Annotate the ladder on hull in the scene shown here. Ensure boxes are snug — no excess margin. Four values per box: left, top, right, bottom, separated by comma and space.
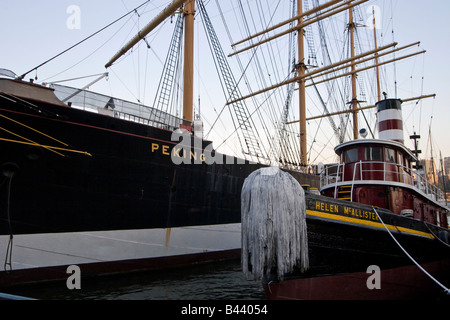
337, 185, 352, 201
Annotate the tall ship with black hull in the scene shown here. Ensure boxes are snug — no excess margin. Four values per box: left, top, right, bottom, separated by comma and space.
237, 1, 450, 299
0, 0, 317, 287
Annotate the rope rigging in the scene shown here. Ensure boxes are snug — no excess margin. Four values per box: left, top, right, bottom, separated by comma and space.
20, 0, 435, 167
151, 13, 185, 124
213, 0, 307, 165
199, 0, 268, 162
19, 0, 153, 82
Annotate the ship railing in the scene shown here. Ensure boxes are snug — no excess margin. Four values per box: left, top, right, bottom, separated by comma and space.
113, 110, 177, 130
50, 84, 181, 131
321, 161, 446, 204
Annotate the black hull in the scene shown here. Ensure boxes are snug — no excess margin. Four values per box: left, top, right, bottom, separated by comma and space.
263, 195, 450, 299
0, 97, 318, 235
0, 97, 262, 235
0, 90, 318, 287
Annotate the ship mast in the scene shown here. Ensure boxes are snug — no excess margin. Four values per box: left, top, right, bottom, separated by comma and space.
348, 7, 359, 139
182, 0, 195, 125
104, 0, 194, 126
297, 0, 307, 166
227, 0, 369, 167
226, 0, 433, 168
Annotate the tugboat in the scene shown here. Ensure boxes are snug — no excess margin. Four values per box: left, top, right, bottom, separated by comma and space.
321, 98, 448, 229
241, 98, 450, 300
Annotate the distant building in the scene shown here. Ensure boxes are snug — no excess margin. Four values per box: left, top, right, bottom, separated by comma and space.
420, 158, 438, 185
445, 157, 450, 179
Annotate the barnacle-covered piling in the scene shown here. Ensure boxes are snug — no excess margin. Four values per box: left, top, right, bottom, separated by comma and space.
241, 167, 309, 281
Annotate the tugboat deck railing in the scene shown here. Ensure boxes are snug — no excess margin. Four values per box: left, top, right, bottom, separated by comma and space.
320, 160, 446, 205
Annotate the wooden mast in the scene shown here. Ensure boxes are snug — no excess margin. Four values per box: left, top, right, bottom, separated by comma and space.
348, 6, 359, 139
183, 0, 195, 126
104, 0, 195, 129
297, 0, 307, 166
223, 0, 434, 168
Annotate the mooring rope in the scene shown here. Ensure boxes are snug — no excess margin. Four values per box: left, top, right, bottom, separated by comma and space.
372, 206, 449, 295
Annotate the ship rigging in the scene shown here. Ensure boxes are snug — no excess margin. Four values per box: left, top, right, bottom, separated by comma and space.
10, 0, 439, 172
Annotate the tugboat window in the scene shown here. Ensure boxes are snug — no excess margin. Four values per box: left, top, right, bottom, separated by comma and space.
365, 146, 382, 161
344, 148, 358, 163
385, 148, 396, 162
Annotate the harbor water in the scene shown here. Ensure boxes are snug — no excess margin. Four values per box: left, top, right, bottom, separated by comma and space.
4, 259, 265, 300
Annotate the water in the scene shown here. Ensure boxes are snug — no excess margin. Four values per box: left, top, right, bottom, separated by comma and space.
5, 260, 265, 300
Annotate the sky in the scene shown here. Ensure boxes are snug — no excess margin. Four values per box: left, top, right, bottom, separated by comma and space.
1, 0, 449, 164
384, 0, 450, 162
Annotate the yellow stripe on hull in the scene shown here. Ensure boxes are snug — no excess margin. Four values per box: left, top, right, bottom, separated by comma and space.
307, 209, 434, 239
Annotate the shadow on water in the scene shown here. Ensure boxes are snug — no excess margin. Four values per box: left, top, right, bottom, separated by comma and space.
4, 259, 265, 300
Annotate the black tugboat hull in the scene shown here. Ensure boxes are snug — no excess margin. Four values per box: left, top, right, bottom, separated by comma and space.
263, 195, 450, 300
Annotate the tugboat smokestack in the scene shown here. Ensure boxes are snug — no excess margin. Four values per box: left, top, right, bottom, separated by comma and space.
376, 98, 404, 144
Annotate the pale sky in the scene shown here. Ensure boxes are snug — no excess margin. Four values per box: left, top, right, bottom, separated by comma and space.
1, 0, 449, 162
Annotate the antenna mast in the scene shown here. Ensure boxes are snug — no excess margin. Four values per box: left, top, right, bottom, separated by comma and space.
372, 6, 381, 101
